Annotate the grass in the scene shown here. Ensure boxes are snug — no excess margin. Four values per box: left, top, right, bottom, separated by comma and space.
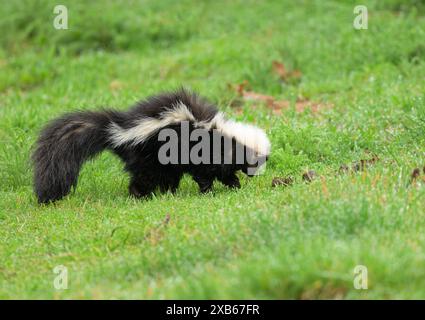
1, 0, 425, 299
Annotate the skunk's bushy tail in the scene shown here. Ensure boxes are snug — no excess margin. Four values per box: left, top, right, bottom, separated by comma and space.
32, 111, 115, 203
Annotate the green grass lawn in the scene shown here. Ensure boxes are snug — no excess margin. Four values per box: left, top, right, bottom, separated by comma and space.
1, 0, 425, 299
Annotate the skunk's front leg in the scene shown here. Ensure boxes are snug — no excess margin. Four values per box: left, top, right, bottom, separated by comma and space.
219, 173, 241, 189
192, 175, 214, 193
129, 175, 157, 198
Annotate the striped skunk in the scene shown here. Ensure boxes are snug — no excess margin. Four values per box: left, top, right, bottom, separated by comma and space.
32, 89, 271, 203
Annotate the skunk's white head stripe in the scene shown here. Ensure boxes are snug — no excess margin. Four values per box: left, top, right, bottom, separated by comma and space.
211, 113, 271, 157
108, 104, 271, 157
108, 101, 195, 147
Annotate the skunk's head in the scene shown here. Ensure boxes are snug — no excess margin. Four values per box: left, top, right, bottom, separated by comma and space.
213, 114, 271, 176
238, 128, 271, 176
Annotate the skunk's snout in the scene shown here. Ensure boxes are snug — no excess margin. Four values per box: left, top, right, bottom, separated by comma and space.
241, 154, 269, 177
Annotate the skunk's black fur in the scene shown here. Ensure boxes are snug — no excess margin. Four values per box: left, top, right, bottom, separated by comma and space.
32, 89, 270, 203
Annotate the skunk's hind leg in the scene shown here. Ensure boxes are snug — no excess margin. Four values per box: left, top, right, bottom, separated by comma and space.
128, 165, 183, 198
218, 172, 241, 189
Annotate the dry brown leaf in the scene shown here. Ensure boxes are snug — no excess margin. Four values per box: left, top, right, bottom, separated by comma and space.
271, 176, 293, 187
227, 80, 249, 95
272, 61, 288, 79
409, 168, 421, 186
272, 60, 302, 82
302, 170, 318, 183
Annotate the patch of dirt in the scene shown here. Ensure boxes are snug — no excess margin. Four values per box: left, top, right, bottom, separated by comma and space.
228, 81, 331, 115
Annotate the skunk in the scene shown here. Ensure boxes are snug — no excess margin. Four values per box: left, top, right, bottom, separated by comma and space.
32, 89, 271, 203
